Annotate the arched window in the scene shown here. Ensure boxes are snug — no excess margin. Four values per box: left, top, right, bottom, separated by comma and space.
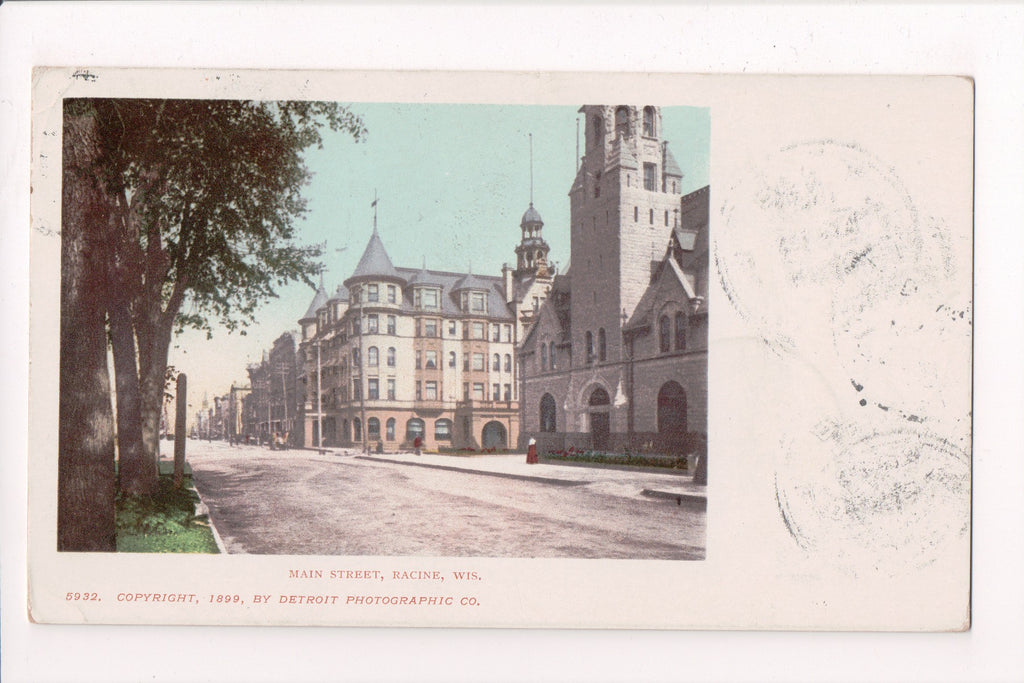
386, 417, 396, 441
585, 331, 594, 364
615, 106, 630, 137
434, 419, 452, 440
643, 106, 656, 136
406, 418, 425, 441
540, 343, 548, 371
352, 418, 362, 442
590, 115, 603, 150
387, 347, 396, 367
675, 312, 687, 351
548, 342, 556, 370
493, 353, 501, 371
598, 328, 607, 361
504, 354, 512, 372
659, 315, 671, 353
367, 417, 380, 439
540, 393, 557, 432
367, 346, 378, 367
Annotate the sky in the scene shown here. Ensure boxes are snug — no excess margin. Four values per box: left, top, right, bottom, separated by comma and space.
170, 103, 710, 422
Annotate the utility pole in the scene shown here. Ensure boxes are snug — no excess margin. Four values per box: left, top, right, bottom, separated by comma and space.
315, 339, 324, 453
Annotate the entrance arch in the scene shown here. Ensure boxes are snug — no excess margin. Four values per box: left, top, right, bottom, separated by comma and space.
481, 421, 507, 449
657, 381, 688, 451
540, 393, 557, 432
588, 386, 611, 452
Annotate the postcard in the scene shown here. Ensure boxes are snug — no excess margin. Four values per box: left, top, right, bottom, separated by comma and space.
27, 68, 971, 630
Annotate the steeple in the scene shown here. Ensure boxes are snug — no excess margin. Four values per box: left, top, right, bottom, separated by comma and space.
345, 221, 405, 287
515, 132, 551, 278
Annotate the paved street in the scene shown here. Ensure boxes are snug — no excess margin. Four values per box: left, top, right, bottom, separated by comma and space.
179, 440, 705, 560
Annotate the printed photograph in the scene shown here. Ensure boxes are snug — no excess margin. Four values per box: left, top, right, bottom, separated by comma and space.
58, 99, 710, 559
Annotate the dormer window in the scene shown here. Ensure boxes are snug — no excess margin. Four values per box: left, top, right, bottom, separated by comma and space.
414, 287, 439, 310
462, 290, 487, 314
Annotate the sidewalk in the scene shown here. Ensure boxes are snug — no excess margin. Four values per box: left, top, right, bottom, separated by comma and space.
336, 450, 708, 506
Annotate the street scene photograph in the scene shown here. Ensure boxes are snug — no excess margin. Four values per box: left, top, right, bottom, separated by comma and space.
57, 98, 710, 559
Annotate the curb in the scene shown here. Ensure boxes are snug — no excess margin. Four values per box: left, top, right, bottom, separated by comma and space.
189, 475, 228, 554
641, 488, 707, 508
354, 455, 589, 487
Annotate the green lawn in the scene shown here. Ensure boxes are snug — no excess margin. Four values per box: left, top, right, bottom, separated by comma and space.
115, 470, 219, 553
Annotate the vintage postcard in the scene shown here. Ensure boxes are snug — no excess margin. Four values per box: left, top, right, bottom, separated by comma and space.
28, 68, 971, 629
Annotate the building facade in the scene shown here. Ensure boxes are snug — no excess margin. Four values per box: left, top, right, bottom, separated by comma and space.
297, 212, 552, 452
520, 105, 708, 456
245, 332, 302, 445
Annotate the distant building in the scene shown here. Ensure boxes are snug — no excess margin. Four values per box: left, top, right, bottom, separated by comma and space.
246, 333, 301, 445
520, 105, 708, 455
297, 209, 552, 452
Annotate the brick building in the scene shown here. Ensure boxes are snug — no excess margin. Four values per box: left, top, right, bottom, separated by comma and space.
297, 208, 552, 452
520, 105, 708, 456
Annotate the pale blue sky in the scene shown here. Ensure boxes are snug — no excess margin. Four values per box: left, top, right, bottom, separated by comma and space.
171, 103, 709, 418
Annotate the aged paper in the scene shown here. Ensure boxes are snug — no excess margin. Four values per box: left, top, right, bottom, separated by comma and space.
28, 68, 971, 630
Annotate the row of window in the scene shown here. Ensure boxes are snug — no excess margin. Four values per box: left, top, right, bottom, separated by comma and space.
349, 283, 490, 315
345, 378, 515, 403
585, 329, 608, 364
349, 316, 513, 342
659, 313, 688, 353
352, 347, 514, 372
588, 106, 659, 150
350, 417, 448, 442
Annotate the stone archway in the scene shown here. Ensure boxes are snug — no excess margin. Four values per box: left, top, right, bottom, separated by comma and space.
588, 386, 611, 452
481, 421, 507, 449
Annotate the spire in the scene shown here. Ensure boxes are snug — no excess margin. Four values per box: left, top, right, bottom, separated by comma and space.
529, 132, 534, 206
345, 196, 406, 286
300, 282, 330, 322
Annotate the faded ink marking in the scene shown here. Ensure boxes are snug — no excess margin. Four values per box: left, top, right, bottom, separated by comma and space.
71, 69, 98, 82
774, 474, 807, 551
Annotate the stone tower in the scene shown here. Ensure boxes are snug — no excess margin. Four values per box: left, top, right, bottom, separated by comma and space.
568, 105, 684, 364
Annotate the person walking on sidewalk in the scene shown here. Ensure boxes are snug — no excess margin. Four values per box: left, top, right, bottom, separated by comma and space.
413, 435, 422, 456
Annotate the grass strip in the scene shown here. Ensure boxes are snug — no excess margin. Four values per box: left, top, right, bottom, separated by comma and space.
116, 473, 219, 553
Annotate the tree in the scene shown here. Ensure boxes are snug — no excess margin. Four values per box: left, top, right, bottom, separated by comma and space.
59, 98, 365, 544
58, 103, 118, 551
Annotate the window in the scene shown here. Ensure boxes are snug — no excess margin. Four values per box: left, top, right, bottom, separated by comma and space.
386, 315, 396, 335
425, 350, 438, 369
352, 348, 360, 366
367, 417, 380, 439
644, 162, 657, 191
598, 328, 607, 361
659, 315, 671, 353
492, 384, 500, 401
675, 312, 687, 351
643, 106, 656, 136
463, 382, 469, 400
585, 331, 594, 364
415, 287, 439, 310
472, 353, 485, 371
665, 210, 669, 227
424, 319, 438, 337
634, 206, 638, 222
463, 353, 470, 371
540, 343, 547, 371
492, 324, 500, 342
352, 378, 362, 400
351, 286, 361, 304
387, 284, 396, 303
368, 378, 379, 400
615, 106, 629, 137
548, 342, 555, 370
504, 354, 512, 372
473, 383, 485, 400
387, 347, 396, 367
449, 351, 457, 368
590, 115, 603, 150
435, 419, 452, 440
406, 418, 425, 440
367, 284, 379, 302
367, 314, 379, 333
415, 352, 421, 369
387, 378, 396, 400
471, 292, 486, 314
503, 325, 512, 343
352, 317, 360, 335
649, 208, 654, 224
352, 418, 361, 441
493, 353, 501, 371
386, 418, 396, 440
368, 346, 379, 366
449, 320, 457, 336
472, 322, 485, 339
425, 381, 438, 400
540, 393, 557, 432
415, 381, 422, 400
462, 322, 470, 339
503, 384, 511, 401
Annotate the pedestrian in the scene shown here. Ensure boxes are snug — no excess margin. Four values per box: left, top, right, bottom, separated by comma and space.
526, 436, 538, 464
413, 435, 422, 456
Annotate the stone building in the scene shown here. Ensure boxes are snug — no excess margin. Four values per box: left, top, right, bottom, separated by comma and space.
245, 332, 302, 445
297, 211, 552, 452
520, 105, 708, 456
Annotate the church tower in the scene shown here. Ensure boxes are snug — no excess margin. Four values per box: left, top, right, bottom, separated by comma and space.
568, 105, 684, 365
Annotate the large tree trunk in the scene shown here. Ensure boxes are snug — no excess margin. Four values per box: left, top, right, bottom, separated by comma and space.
108, 297, 154, 497
58, 104, 117, 552
137, 308, 174, 468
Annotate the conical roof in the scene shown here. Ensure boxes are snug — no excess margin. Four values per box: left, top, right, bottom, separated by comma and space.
521, 202, 543, 227
300, 284, 330, 322
346, 228, 404, 285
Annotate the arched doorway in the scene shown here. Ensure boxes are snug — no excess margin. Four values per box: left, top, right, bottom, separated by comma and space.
481, 421, 507, 449
588, 386, 611, 452
657, 381, 688, 452
540, 393, 557, 432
